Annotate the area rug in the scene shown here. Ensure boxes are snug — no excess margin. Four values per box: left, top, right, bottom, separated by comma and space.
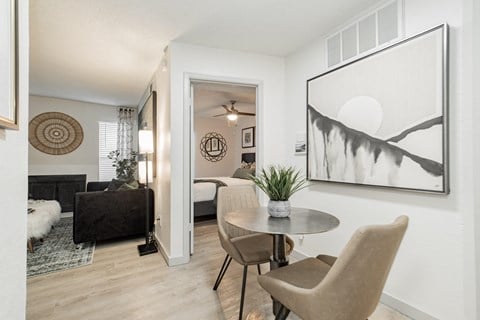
27, 217, 95, 277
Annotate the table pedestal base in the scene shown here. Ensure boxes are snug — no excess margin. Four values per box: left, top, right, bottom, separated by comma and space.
271, 234, 289, 315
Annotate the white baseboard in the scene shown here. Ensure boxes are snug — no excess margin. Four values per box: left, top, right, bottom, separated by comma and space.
154, 233, 190, 266
380, 293, 438, 320
291, 249, 437, 320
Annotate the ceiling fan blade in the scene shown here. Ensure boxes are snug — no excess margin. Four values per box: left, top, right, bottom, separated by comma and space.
213, 113, 227, 117
237, 112, 256, 116
221, 105, 230, 112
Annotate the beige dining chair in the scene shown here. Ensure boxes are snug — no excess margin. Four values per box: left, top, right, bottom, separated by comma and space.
257, 215, 409, 320
214, 186, 295, 320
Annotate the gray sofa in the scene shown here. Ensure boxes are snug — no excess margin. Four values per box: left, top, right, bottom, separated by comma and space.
73, 181, 154, 244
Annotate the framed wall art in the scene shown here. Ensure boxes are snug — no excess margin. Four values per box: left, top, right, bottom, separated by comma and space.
242, 126, 255, 148
307, 24, 449, 193
295, 132, 306, 155
0, 0, 18, 130
200, 132, 227, 162
138, 91, 157, 177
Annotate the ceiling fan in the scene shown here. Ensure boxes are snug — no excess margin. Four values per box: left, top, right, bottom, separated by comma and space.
213, 100, 255, 121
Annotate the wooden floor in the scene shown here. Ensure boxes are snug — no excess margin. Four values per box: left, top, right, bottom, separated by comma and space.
27, 221, 411, 320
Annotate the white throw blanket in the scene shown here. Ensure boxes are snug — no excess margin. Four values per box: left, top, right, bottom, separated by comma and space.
27, 200, 61, 239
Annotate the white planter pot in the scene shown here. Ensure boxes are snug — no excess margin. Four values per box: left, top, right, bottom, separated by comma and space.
267, 200, 291, 218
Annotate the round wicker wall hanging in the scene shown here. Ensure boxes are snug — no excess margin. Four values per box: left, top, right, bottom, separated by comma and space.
29, 112, 84, 155
200, 132, 227, 162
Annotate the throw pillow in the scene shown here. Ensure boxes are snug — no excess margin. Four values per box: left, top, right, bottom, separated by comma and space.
128, 180, 139, 189
232, 168, 255, 180
117, 183, 137, 191
240, 161, 250, 169
107, 179, 125, 191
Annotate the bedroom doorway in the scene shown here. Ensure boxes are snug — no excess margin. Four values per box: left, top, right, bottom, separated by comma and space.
187, 78, 259, 254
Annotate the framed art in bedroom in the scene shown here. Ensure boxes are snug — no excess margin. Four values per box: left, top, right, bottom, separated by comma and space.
0, 0, 18, 130
307, 24, 449, 194
242, 126, 255, 148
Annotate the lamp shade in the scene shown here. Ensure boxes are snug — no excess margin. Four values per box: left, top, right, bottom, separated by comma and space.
138, 160, 153, 184
138, 130, 154, 154
227, 113, 238, 121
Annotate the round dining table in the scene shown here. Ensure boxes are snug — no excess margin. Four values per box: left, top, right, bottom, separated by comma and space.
224, 206, 340, 314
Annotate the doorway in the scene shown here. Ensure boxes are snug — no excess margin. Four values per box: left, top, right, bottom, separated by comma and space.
185, 77, 260, 255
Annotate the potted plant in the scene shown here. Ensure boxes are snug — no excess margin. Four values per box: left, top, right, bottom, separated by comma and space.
107, 150, 138, 181
250, 165, 308, 218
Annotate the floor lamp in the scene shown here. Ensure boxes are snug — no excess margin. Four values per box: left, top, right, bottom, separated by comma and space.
137, 129, 158, 256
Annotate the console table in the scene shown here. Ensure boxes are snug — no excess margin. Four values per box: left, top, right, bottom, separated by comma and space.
28, 174, 87, 212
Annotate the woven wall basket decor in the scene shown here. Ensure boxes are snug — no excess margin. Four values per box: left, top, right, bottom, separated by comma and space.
29, 112, 84, 155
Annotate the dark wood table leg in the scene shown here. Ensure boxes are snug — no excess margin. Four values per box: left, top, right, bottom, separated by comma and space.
270, 234, 289, 315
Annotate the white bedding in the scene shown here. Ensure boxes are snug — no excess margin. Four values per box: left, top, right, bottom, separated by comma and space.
194, 177, 254, 202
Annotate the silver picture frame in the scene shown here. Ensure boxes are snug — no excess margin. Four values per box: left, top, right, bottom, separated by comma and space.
306, 24, 449, 194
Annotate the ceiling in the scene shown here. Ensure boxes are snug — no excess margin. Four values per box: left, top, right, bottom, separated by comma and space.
30, 0, 379, 106
193, 82, 256, 118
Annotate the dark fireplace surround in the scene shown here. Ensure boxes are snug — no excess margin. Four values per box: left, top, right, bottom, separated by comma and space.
28, 174, 87, 212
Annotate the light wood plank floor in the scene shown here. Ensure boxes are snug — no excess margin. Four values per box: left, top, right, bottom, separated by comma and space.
27, 221, 411, 320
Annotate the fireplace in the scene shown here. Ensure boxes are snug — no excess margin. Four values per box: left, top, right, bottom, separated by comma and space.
28, 175, 87, 212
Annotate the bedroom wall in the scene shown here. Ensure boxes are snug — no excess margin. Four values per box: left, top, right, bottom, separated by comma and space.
234, 116, 256, 168
0, 0, 29, 318
194, 117, 236, 177
29, 95, 119, 182
283, 0, 475, 319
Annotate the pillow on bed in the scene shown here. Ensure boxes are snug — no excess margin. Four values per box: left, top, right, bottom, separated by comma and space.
232, 168, 255, 180
240, 161, 256, 169
240, 161, 250, 169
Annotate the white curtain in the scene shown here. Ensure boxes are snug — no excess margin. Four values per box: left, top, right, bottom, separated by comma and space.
117, 107, 136, 160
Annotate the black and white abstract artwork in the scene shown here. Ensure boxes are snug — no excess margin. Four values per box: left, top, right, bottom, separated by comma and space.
307, 25, 449, 193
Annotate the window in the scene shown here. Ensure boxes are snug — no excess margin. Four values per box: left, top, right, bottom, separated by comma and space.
99, 122, 118, 181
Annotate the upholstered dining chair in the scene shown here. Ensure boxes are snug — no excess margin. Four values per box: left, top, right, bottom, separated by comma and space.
214, 186, 295, 320
257, 215, 409, 320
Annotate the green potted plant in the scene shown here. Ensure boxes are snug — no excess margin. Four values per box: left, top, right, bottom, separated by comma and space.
250, 165, 308, 217
107, 150, 138, 181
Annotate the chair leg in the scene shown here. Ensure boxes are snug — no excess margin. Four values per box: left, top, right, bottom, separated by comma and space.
275, 305, 290, 320
213, 254, 232, 290
27, 239, 34, 253
257, 264, 261, 275
239, 265, 248, 320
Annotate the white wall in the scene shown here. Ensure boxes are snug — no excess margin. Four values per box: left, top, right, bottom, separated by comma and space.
167, 42, 285, 262
194, 117, 236, 177
234, 116, 257, 168
29, 95, 119, 182
151, 53, 172, 260
469, 0, 480, 317
284, 0, 475, 319
0, 0, 28, 318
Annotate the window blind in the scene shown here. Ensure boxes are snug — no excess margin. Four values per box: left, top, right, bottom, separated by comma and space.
99, 121, 118, 181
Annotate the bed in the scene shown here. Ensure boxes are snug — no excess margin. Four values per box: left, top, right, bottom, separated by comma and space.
194, 153, 256, 220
